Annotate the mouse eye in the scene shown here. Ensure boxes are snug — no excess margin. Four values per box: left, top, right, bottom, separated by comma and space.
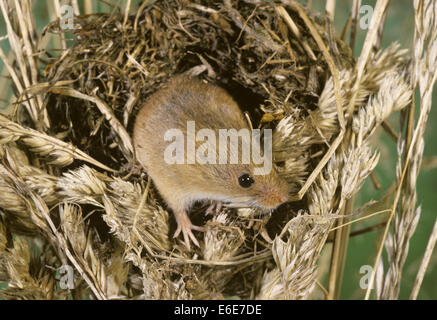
238, 174, 254, 188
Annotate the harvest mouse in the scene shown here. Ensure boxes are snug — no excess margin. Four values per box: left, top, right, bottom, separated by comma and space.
133, 76, 289, 250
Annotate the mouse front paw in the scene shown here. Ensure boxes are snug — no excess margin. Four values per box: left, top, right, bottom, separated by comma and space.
173, 211, 205, 250
205, 201, 223, 216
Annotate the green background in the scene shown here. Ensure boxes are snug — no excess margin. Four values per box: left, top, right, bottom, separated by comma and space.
310, 0, 437, 300
0, 0, 435, 299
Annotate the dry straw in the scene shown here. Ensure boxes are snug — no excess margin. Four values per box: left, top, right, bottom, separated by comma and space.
0, 0, 435, 300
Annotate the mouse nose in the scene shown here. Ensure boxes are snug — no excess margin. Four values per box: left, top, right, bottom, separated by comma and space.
259, 188, 289, 209
276, 190, 289, 207
279, 192, 289, 204
273, 180, 289, 206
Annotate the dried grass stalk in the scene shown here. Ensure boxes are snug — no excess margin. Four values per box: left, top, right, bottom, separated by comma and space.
374, 0, 437, 300
0, 0, 433, 300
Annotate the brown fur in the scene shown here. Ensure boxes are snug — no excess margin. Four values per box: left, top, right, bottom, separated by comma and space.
133, 76, 289, 220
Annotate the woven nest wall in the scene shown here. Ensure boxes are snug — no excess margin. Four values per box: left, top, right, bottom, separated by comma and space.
0, 0, 431, 300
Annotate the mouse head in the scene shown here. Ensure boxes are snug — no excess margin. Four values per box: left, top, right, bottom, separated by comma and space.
188, 126, 289, 211
226, 163, 289, 210
197, 160, 289, 211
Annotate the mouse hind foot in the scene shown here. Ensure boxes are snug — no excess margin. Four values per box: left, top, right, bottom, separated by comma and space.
173, 210, 205, 250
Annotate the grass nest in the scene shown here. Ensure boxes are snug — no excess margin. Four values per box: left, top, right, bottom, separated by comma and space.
0, 0, 434, 300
